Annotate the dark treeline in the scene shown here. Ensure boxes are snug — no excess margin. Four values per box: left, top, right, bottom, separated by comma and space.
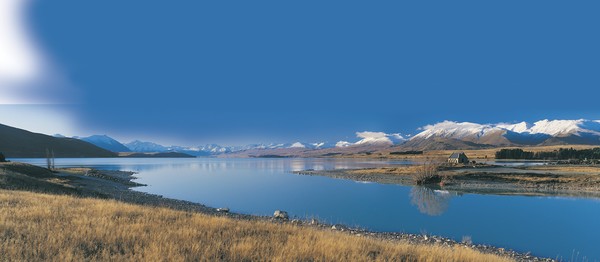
390, 151, 424, 155
496, 148, 600, 160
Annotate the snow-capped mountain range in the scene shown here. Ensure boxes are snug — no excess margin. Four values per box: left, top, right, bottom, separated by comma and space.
125, 140, 168, 152
414, 119, 600, 139
61, 119, 600, 154
407, 119, 600, 149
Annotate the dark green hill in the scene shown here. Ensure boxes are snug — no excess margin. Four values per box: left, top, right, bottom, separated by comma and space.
0, 124, 116, 158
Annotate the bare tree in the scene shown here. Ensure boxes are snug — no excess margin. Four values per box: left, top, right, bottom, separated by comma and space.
51, 150, 55, 169
412, 160, 442, 185
46, 148, 51, 169
46, 149, 55, 170
410, 187, 452, 216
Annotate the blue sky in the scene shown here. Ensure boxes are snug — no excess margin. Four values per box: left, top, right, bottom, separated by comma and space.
1, 1, 600, 145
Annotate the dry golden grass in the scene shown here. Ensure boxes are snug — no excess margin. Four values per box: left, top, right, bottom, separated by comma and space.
0, 190, 512, 262
524, 165, 600, 173
347, 166, 423, 176
491, 174, 579, 183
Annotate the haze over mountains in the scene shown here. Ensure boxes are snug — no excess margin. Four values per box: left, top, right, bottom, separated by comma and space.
4, 119, 600, 158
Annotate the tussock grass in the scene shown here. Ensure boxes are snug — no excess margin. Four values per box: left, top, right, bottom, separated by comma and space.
0, 190, 512, 261
347, 166, 424, 176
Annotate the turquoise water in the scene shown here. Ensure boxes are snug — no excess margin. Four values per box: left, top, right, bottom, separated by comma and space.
13, 158, 600, 260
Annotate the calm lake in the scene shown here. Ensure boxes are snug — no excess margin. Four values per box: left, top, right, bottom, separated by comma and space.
13, 158, 600, 260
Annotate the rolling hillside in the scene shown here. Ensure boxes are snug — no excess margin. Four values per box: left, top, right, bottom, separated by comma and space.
0, 124, 117, 158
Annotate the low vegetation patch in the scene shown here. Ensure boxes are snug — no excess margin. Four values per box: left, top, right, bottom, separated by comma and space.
390, 150, 424, 155
0, 190, 511, 261
413, 161, 445, 185
496, 147, 600, 161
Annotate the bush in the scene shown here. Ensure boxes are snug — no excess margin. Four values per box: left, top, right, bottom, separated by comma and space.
496, 147, 600, 160
0, 152, 6, 162
413, 161, 442, 185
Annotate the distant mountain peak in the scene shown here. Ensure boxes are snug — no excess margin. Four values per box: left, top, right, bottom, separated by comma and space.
289, 142, 306, 148
335, 141, 352, 147
355, 131, 406, 145
78, 135, 131, 152
125, 140, 167, 152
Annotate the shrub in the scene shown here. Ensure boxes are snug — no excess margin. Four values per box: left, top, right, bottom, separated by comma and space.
413, 161, 442, 185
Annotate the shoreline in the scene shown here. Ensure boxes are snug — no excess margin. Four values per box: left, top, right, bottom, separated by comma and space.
0, 161, 552, 261
294, 164, 600, 199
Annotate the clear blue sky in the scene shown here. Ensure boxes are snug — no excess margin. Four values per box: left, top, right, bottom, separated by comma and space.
14, 1, 600, 145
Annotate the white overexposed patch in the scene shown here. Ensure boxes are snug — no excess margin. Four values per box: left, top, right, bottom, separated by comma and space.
0, 0, 41, 82
0, 0, 74, 104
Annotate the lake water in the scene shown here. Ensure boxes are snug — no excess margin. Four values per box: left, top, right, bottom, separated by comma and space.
13, 158, 600, 260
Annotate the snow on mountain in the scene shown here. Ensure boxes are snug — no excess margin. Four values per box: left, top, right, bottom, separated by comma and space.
200, 144, 232, 153
417, 119, 600, 138
79, 135, 131, 152
526, 119, 600, 136
412, 121, 502, 140
311, 142, 325, 148
355, 131, 406, 145
125, 140, 168, 152
289, 142, 306, 148
411, 119, 600, 147
333, 132, 407, 147
335, 141, 353, 147
311, 142, 336, 149
495, 121, 531, 133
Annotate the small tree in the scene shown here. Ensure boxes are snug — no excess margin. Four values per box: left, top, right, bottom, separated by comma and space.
0, 152, 6, 162
46, 149, 55, 170
413, 160, 442, 185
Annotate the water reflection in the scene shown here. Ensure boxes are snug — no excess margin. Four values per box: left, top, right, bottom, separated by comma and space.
410, 187, 452, 216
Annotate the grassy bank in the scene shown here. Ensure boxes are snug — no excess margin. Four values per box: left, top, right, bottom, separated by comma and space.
296, 164, 600, 198
0, 190, 511, 261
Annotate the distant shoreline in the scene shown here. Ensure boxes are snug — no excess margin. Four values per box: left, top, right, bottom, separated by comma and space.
294, 164, 600, 198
